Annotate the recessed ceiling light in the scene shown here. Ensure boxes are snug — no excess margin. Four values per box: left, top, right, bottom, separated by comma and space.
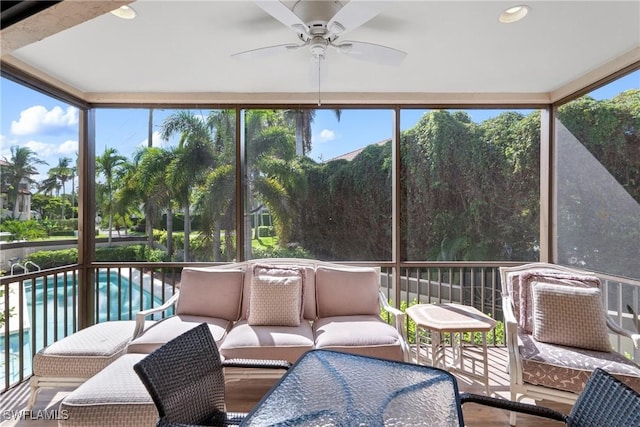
110, 5, 136, 20
499, 5, 530, 23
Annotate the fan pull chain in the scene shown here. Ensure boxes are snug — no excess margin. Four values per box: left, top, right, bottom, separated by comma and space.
317, 57, 322, 106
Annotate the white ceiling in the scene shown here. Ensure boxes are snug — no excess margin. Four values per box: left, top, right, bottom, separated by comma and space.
2, 0, 639, 105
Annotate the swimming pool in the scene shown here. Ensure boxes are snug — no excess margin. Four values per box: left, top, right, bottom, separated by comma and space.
1, 270, 168, 385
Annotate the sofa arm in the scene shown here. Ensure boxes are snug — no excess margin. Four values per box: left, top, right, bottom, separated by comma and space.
378, 290, 409, 346
133, 291, 180, 340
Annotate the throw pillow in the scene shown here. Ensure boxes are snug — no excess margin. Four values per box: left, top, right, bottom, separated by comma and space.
532, 282, 611, 352
519, 271, 600, 334
176, 268, 245, 320
315, 266, 379, 318
248, 274, 302, 326
249, 264, 306, 320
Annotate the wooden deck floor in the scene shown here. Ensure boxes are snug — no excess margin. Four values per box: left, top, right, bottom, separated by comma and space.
0, 347, 571, 426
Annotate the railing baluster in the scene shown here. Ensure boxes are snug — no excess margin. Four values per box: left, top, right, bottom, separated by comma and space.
18, 277, 25, 383
128, 267, 133, 320
53, 273, 59, 342
42, 276, 48, 348
4, 281, 10, 391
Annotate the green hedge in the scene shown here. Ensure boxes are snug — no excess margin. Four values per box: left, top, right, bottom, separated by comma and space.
49, 230, 75, 237
24, 245, 168, 269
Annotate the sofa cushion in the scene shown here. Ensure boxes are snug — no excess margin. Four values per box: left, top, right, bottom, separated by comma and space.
532, 282, 611, 352
313, 315, 405, 361
127, 315, 232, 354
316, 266, 379, 318
176, 267, 244, 321
518, 271, 600, 334
219, 320, 314, 363
241, 264, 316, 321
248, 273, 303, 326
518, 332, 640, 394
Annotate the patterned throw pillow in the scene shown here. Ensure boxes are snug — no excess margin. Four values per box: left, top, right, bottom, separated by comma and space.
532, 282, 611, 352
247, 266, 304, 327
519, 271, 600, 334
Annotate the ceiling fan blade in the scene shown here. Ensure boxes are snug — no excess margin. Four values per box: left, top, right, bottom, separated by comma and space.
337, 41, 406, 66
327, 0, 391, 37
231, 43, 301, 60
254, 0, 308, 36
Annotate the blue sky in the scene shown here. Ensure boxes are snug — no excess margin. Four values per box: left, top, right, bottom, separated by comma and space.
1, 70, 638, 189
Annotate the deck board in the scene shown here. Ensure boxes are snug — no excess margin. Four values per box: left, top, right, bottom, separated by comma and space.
0, 347, 571, 426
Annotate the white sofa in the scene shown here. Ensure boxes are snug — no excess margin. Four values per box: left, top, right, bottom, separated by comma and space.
127, 258, 409, 365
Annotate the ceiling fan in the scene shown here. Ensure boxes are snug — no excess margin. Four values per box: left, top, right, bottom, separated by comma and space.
232, 0, 406, 100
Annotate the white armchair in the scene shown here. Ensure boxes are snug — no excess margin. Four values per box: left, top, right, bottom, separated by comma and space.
499, 262, 640, 425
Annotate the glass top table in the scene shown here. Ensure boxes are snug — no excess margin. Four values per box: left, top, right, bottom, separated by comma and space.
241, 349, 464, 426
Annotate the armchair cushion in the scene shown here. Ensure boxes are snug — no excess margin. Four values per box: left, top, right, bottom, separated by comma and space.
518, 332, 640, 394
519, 271, 600, 333
532, 282, 611, 352
316, 266, 379, 317
176, 268, 245, 321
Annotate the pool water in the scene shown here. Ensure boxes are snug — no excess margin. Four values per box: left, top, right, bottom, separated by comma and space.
1, 271, 167, 385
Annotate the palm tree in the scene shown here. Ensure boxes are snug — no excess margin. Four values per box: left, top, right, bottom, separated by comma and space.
242, 110, 307, 257
161, 111, 215, 261
38, 176, 60, 196
135, 146, 178, 257
284, 109, 342, 155
248, 124, 306, 246
46, 157, 74, 219
96, 147, 128, 245
2, 146, 47, 219
196, 109, 237, 261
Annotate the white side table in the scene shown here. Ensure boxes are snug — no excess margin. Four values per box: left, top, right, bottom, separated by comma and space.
406, 303, 496, 394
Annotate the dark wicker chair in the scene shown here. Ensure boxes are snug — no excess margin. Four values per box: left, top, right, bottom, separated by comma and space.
134, 322, 290, 427
460, 368, 640, 426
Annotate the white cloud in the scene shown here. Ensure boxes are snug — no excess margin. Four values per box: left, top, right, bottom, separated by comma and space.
138, 131, 167, 149
57, 140, 78, 155
11, 105, 79, 136
151, 131, 168, 148
317, 129, 336, 142
23, 140, 57, 160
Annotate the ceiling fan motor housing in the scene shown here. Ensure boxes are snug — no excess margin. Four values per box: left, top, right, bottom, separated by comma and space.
293, 0, 342, 38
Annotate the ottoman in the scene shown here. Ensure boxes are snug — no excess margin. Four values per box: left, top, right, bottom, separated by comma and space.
59, 353, 157, 427
29, 320, 138, 409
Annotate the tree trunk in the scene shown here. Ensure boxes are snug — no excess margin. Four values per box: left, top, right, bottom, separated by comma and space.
295, 119, 304, 156
166, 207, 174, 259
146, 204, 154, 249
183, 206, 191, 262
225, 226, 234, 261
107, 212, 113, 246
213, 220, 222, 262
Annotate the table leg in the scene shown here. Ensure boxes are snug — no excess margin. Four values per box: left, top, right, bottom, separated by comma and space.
482, 332, 490, 394
431, 331, 447, 369
446, 331, 491, 394
414, 326, 421, 365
